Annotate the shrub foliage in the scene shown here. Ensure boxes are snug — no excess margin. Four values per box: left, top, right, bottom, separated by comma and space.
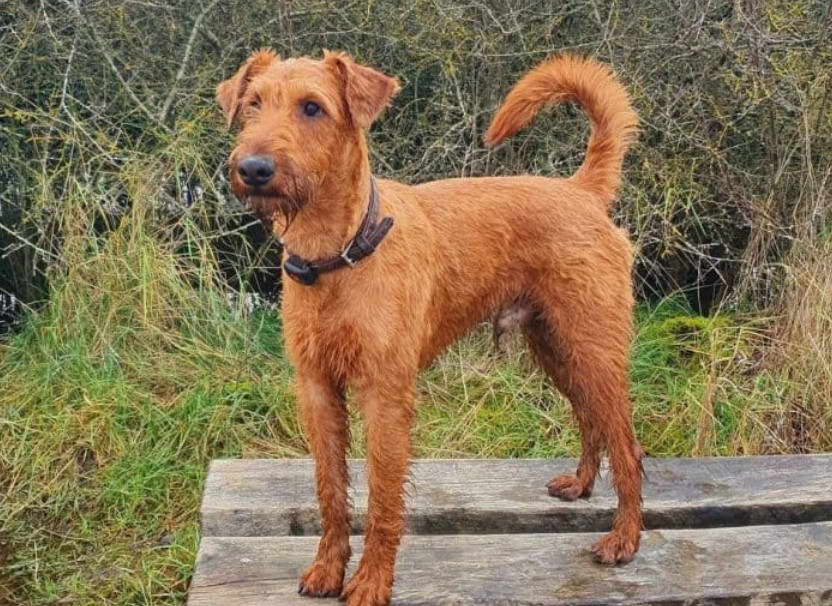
1, 0, 830, 313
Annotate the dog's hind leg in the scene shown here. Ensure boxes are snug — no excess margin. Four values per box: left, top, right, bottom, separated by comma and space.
524, 292, 643, 565
524, 314, 603, 500
297, 372, 352, 598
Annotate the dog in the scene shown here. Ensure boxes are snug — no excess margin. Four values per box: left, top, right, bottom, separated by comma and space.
217, 50, 642, 606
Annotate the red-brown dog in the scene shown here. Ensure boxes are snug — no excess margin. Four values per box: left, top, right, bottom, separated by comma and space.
218, 50, 642, 606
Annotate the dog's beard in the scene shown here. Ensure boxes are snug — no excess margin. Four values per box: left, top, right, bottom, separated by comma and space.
279, 170, 314, 232
243, 171, 315, 234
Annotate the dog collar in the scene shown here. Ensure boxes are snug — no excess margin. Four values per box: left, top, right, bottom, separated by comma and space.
282, 177, 394, 286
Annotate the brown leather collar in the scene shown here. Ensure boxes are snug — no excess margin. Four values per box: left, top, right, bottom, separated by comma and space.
282, 177, 394, 286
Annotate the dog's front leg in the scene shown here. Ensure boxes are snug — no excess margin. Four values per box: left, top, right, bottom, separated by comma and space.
297, 372, 352, 598
342, 376, 415, 606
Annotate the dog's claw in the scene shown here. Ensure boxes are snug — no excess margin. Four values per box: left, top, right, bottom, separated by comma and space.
341, 566, 392, 606
299, 561, 344, 598
547, 473, 590, 501
302, 587, 341, 598
591, 530, 639, 565
298, 583, 341, 598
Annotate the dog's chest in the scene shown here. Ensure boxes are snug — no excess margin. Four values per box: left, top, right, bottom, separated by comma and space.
281, 293, 376, 379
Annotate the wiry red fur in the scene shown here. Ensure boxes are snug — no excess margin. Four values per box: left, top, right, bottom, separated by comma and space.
486, 54, 639, 206
218, 51, 644, 606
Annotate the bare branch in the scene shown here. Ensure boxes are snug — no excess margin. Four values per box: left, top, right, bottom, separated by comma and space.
59, 0, 170, 133
0, 222, 60, 263
159, 0, 222, 123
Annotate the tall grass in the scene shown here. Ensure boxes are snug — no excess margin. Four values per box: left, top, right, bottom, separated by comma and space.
771, 239, 832, 452
2, 159, 828, 603
1, 2, 830, 604
0, 170, 301, 603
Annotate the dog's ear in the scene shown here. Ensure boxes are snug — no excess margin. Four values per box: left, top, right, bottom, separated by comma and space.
216, 49, 279, 128
324, 51, 400, 129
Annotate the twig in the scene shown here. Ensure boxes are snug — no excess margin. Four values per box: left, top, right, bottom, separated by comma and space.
159, 0, 222, 123
59, 0, 170, 133
0, 222, 60, 262
208, 220, 263, 241
59, 30, 77, 111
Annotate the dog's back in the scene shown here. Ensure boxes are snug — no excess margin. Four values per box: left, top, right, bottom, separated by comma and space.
396, 55, 639, 365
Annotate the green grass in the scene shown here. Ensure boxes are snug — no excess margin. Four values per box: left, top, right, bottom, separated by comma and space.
0, 195, 825, 605
2, 3, 830, 601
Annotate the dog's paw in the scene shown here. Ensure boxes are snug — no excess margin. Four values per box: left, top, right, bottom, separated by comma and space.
547, 473, 589, 501
298, 560, 344, 598
591, 530, 639, 566
341, 566, 392, 606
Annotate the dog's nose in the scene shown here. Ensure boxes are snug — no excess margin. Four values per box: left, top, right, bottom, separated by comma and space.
238, 155, 275, 187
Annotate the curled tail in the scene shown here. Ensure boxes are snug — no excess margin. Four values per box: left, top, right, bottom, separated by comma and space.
485, 55, 638, 207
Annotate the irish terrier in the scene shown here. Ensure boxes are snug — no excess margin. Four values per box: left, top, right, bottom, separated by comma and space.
218, 50, 643, 606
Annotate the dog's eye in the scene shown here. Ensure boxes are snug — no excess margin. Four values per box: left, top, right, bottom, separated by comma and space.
250, 97, 261, 109
303, 101, 322, 117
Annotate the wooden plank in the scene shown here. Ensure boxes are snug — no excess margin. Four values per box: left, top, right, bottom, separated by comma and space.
201, 456, 832, 536
188, 521, 832, 606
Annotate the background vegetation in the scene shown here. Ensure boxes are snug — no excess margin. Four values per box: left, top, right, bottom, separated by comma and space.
1, 1, 830, 604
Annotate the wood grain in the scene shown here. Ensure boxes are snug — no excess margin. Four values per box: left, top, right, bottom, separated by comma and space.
188, 522, 832, 605
201, 456, 832, 536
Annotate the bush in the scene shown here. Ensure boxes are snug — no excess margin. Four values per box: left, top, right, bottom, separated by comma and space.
1, 1, 830, 315
1, 3, 830, 603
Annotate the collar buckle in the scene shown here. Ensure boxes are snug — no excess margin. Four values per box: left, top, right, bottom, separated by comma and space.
283, 176, 393, 286
339, 245, 359, 268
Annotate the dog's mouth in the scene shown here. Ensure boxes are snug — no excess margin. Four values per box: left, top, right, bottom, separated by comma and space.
236, 184, 287, 201
230, 171, 309, 214
232, 180, 309, 228
242, 191, 301, 222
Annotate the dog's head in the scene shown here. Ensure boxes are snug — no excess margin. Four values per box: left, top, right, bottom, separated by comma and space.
217, 50, 400, 220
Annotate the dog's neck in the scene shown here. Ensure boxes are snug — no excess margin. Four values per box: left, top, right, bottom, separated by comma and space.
276, 140, 372, 261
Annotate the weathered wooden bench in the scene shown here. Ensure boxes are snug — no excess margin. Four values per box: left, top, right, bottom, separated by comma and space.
189, 456, 832, 605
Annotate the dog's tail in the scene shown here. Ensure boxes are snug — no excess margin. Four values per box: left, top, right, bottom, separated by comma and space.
484, 55, 638, 207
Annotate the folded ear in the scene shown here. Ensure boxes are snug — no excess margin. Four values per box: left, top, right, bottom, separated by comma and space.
324, 51, 401, 129
216, 49, 279, 127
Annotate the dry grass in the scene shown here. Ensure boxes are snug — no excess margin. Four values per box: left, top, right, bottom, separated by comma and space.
0, 1, 830, 604
769, 236, 832, 451
1, 176, 826, 603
